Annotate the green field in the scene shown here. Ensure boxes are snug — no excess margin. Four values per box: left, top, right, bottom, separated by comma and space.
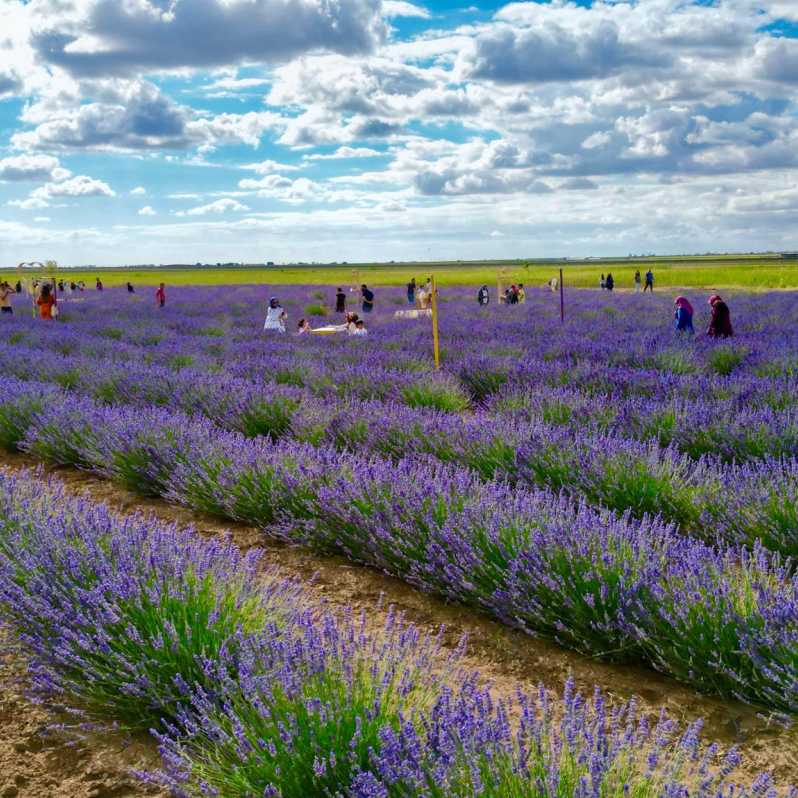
2, 255, 797, 289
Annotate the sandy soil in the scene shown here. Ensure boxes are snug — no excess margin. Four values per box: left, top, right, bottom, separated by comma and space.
0, 451, 795, 795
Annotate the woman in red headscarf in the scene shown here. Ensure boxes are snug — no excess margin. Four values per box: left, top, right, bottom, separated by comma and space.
707, 294, 733, 338
674, 296, 694, 333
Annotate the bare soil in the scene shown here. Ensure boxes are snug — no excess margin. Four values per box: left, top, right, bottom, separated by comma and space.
0, 451, 795, 796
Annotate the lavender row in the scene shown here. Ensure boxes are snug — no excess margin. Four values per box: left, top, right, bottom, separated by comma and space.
2, 469, 782, 797
1, 379, 797, 711
2, 353, 798, 557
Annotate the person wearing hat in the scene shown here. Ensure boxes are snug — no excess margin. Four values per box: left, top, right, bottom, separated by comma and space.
263, 296, 287, 334
707, 294, 733, 338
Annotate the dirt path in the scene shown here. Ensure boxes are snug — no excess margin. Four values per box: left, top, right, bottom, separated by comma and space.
0, 452, 796, 794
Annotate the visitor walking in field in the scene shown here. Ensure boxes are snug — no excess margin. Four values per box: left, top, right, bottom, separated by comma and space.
674, 296, 694, 333
36, 284, 56, 320
644, 269, 654, 292
634, 270, 641, 292
335, 287, 346, 314
96, 278, 103, 291
407, 278, 416, 306
517, 283, 526, 303
478, 285, 490, 305
707, 295, 733, 338
600, 274, 606, 290
605, 273, 614, 292
361, 284, 374, 314
155, 283, 166, 308
127, 282, 135, 293
263, 297, 287, 334
0, 282, 13, 315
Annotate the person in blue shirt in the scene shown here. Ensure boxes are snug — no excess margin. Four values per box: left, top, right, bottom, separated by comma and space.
361, 284, 374, 313
406, 278, 416, 305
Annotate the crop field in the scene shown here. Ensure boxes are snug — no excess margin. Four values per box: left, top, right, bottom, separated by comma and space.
0, 282, 797, 795
2, 252, 798, 289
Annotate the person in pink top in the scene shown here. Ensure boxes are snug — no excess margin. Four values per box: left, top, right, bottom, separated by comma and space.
155, 283, 166, 308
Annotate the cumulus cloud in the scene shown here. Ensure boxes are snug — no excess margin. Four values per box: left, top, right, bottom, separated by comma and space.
382, 1, 429, 19
9, 173, 115, 209
30, 0, 386, 77
137, 205, 156, 216
461, 21, 670, 84
130, 186, 147, 195
177, 198, 250, 216
304, 146, 383, 160
0, 154, 65, 182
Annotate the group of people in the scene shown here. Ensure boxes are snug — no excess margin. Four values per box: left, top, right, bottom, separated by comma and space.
673, 294, 733, 337
602, 270, 655, 292
265, 295, 369, 337
406, 278, 434, 310
475, 284, 527, 305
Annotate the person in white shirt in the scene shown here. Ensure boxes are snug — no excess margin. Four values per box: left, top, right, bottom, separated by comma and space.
351, 319, 368, 337
263, 297, 287, 334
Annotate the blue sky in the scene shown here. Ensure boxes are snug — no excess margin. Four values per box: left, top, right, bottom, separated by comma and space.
1, 0, 797, 265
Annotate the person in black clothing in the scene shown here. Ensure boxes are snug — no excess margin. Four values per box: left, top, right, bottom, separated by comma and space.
406, 278, 416, 305
335, 287, 346, 313
605, 273, 614, 291
96, 277, 103, 291
15, 281, 21, 293
361, 284, 374, 313
477, 285, 489, 305
127, 282, 135, 293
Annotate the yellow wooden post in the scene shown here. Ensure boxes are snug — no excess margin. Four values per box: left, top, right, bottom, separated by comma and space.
431, 274, 441, 369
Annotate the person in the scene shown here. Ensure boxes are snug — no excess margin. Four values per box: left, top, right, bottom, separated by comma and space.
406, 278, 416, 306
14, 281, 21, 294
155, 283, 166, 308
600, 274, 606, 290
605, 273, 614, 292
297, 318, 312, 335
548, 276, 559, 292
78, 281, 85, 291
0, 282, 13, 315
58, 280, 65, 292
477, 285, 489, 305
36, 283, 56, 320
674, 296, 694, 333
416, 283, 429, 309
263, 296, 287, 334
127, 282, 135, 293
335, 287, 346, 314
707, 294, 733, 338
351, 319, 368, 337
69, 281, 77, 294
634, 270, 641, 292
505, 285, 518, 305
517, 283, 526, 303
96, 278, 103, 291
345, 312, 360, 334
644, 269, 654, 292
361, 284, 374, 314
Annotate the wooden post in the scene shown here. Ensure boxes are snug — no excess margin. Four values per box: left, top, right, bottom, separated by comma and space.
431, 274, 441, 369
559, 267, 564, 323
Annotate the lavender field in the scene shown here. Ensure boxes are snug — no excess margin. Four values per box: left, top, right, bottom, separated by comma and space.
1, 282, 797, 796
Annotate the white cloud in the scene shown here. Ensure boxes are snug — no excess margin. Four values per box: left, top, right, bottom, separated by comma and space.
137, 205, 156, 216
29, 0, 386, 77
242, 159, 301, 174
177, 198, 250, 217
382, 1, 430, 19
0, 154, 65, 182
304, 147, 383, 160
130, 186, 147, 195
